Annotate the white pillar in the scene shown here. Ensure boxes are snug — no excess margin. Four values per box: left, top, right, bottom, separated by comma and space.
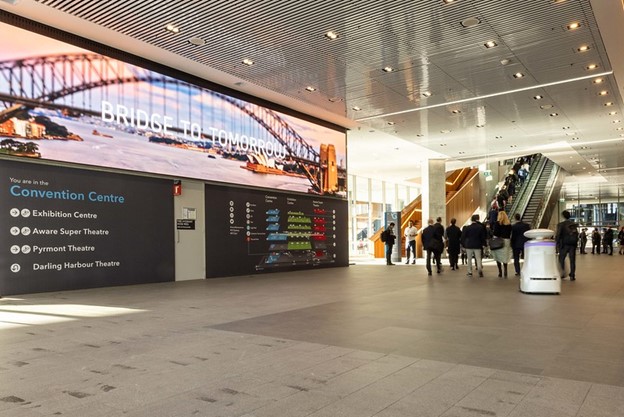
421, 159, 446, 226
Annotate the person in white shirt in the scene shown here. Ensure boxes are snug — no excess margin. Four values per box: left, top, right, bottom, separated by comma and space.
404, 220, 418, 264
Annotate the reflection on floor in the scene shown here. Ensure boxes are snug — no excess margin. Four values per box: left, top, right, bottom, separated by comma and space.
1, 254, 624, 416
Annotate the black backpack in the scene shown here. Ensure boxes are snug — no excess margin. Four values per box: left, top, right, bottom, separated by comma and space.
563, 222, 579, 246
380, 230, 388, 242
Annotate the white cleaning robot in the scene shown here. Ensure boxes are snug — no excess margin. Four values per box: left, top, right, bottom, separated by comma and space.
520, 229, 561, 295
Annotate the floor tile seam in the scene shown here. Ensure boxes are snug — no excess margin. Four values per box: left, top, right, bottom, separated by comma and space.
294, 356, 429, 417
572, 384, 594, 417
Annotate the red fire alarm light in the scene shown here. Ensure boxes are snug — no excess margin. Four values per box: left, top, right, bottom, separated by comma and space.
173, 180, 182, 196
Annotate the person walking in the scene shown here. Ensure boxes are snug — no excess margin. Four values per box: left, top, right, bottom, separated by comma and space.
383, 222, 396, 265
445, 218, 462, 270
461, 214, 487, 278
603, 227, 614, 255
510, 213, 530, 276
403, 220, 418, 264
421, 218, 444, 275
579, 228, 588, 254
591, 228, 601, 254
491, 211, 512, 278
619, 227, 624, 255
555, 210, 578, 281
602, 228, 609, 254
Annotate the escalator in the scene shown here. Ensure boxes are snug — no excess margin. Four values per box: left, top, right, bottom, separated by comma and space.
506, 154, 565, 229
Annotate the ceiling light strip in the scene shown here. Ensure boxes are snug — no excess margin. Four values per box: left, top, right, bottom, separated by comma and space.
356, 71, 614, 121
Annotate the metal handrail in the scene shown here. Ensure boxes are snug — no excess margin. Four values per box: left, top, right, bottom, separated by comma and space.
507, 154, 547, 219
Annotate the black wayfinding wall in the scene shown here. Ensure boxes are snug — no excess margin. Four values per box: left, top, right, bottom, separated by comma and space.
0, 160, 174, 295
205, 184, 349, 278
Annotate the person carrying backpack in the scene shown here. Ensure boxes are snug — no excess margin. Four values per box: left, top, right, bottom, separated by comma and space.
555, 210, 578, 281
381, 222, 396, 265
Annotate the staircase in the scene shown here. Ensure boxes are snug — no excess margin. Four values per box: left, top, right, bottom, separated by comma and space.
521, 159, 555, 227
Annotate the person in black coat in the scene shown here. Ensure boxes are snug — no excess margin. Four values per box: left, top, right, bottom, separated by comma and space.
510, 213, 530, 276
383, 222, 396, 265
445, 218, 462, 270
461, 214, 487, 277
591, 228, 601, 254
555, 210, 577, 280
579, 228, 588, 254
603, 227, 614, 255
421, 218, 444, 275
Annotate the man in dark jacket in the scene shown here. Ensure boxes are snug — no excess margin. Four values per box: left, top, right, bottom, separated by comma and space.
510, 213, 531, 276
555, 210, 577, 280
445, 218, 462, 270
421, 218, 444, 275
383, 222, 396, 265
579, 228, 588, 254
603, 227, 614, 255
461, 214, 487, 277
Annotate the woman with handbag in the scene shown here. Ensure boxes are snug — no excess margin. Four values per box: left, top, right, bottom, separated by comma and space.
491, 211, 512, 278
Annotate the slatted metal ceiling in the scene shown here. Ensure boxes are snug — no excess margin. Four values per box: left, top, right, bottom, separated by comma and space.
9, 0, 624, 196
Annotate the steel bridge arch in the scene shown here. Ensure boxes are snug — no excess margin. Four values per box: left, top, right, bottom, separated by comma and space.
0, 53, 320, 164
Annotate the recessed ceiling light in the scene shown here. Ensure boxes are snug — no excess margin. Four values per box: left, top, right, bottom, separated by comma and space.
566, 22, 581, 30
165, 23, 180, 33
513, 72, 525, 78
612, 120, 621, 123
451, 109, 461, 114
387, 121, 395, 125
562, 126, 570, 130
476, 124, 485, 128
571, 137, 579, 140
352, 106, 361, 111
440, 129, 451, 134
440, 143, 447, 146
550, 113, 559, 117
580, 146, 588, 149
500, 58, 511, 65
422, 91, 432, 97
604, 102, 614, 106
586, 64, 598, 70
608, 111, 617, 115
416, 134, 424, 137
443, 0, 456, 3
459, 151, 465, 154
593, 78, 603, 84
495, 136, 503, 139
187, 37, 205, 46
484, 40, 497, 48
382, 66, 395, 73
577, 45, 590, 52
598, 90, 608, 96
552, 0, 567, 3
325, 31, 339, 40
305, 86, 317, 92
328, 97, 343, 103
540, 104, 553, 109
577, 162, 581, 164
461, 17, 481, 28
616, 127, 623, 131
533, 95, 543, 100
510, 145, 517, 148
242, 58, 255, 66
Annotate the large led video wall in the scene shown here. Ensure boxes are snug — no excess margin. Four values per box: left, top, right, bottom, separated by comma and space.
0, 20, 347, 197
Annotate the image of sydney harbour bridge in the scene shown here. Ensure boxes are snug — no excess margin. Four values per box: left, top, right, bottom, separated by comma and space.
0, 52, 345, 195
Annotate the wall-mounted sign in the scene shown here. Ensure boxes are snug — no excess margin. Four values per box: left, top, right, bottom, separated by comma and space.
0, 159, 174, 295
176, 219, 195, 230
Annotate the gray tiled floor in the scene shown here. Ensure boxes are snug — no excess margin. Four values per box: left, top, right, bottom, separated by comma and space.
1, 254, 624, 416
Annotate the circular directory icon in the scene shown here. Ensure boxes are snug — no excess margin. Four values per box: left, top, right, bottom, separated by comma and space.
21, 208, 31, 217
10, 263, 21, 273
21, 245, 31, 254
229, 201, 234, 206
10, 226, 20, 236
10, 245, 21, 254
10, 208, 20, 217
21, 227, 31, 236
